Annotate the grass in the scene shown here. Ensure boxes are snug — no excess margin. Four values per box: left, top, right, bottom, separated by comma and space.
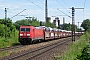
0, 31, 20, 58
54, 32, 90, 60
0, 51, 9, 58
0, 31, 20, 48
77, 44, 90, 60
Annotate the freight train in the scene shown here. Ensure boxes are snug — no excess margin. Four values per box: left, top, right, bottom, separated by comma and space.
19, 26, 83, 45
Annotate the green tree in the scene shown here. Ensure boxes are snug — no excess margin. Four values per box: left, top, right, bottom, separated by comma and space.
0, 18, 16, 38
6, 18, 12, 27
13, 17, 40, 30
44, 22, 56, 28
0, 24, 5, 37
62, 23, 72, 31
81, 19, 90, 31
62, 23, 79, 31
31, 17, 40, 26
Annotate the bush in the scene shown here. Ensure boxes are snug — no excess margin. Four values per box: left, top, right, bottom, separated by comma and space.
77, 44, 90, 60
0, 24, 5, 37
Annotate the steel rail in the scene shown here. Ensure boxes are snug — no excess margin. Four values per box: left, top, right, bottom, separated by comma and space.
7, 37, 71, 60
0, 45, 23, 52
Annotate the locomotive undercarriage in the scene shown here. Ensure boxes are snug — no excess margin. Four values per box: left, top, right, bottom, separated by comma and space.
19, 38, 32, 45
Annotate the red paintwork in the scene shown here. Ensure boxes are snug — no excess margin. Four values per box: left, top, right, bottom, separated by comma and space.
33, 27, 44, 39
19, 26, 44, 40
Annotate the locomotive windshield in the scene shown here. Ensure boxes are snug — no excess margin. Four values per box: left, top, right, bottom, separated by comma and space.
26, 28, 30, 32
20, 28, 30, 32
21, 28, 25, 31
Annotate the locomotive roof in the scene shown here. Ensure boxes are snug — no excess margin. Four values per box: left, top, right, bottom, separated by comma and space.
20, 26, 44, 29
20, 26, 34, 28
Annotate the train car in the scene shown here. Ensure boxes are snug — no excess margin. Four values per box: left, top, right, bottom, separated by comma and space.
19, 26, 83, 45
19, 26, 44, 45
60, 30, 66, 38
44, 27, 55, 40
65, 31, 72, 37
53, 28, 59, 39
75, 32, 84, 36
67, 31, 72, 37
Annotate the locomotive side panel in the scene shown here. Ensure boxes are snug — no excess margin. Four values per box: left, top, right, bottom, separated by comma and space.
33, 28, 44, 40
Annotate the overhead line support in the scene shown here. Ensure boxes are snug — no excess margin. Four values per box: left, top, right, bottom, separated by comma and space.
5, 8, 7, 40
70, 7, 84, 42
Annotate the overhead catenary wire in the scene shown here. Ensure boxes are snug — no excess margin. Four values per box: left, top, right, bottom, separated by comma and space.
57, 8, 71, 18
50, 7, 71, 18
38, 0, 71, 18
10, 9, 26, 19
47, 6, 71, 18
55, 0, 71, 14
61, 0, 70, 7
28, 0, 44, 10
27, 0, 71, 19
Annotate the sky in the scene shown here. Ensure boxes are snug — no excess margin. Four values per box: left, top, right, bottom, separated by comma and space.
0, 0, 90, 27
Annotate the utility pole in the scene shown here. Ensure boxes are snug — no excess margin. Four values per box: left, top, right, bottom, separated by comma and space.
5, 8, 7, 40
70, 7, 84, 42
45, 0, 48, 22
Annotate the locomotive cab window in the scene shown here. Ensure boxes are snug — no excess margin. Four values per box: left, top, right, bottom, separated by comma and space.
20, 28, 30, 32
26, 28, 30, 32
21, 28, 25, 32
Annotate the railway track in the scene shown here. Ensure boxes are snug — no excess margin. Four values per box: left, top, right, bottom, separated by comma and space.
0, 45, 23, 52
6, 37, 72, 60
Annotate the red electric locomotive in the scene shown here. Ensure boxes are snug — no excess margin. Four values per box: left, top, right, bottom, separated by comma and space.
19, 26, 44, 45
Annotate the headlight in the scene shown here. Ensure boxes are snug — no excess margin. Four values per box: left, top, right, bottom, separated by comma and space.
27, 34, 30, 36
20, 34, 23, 36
